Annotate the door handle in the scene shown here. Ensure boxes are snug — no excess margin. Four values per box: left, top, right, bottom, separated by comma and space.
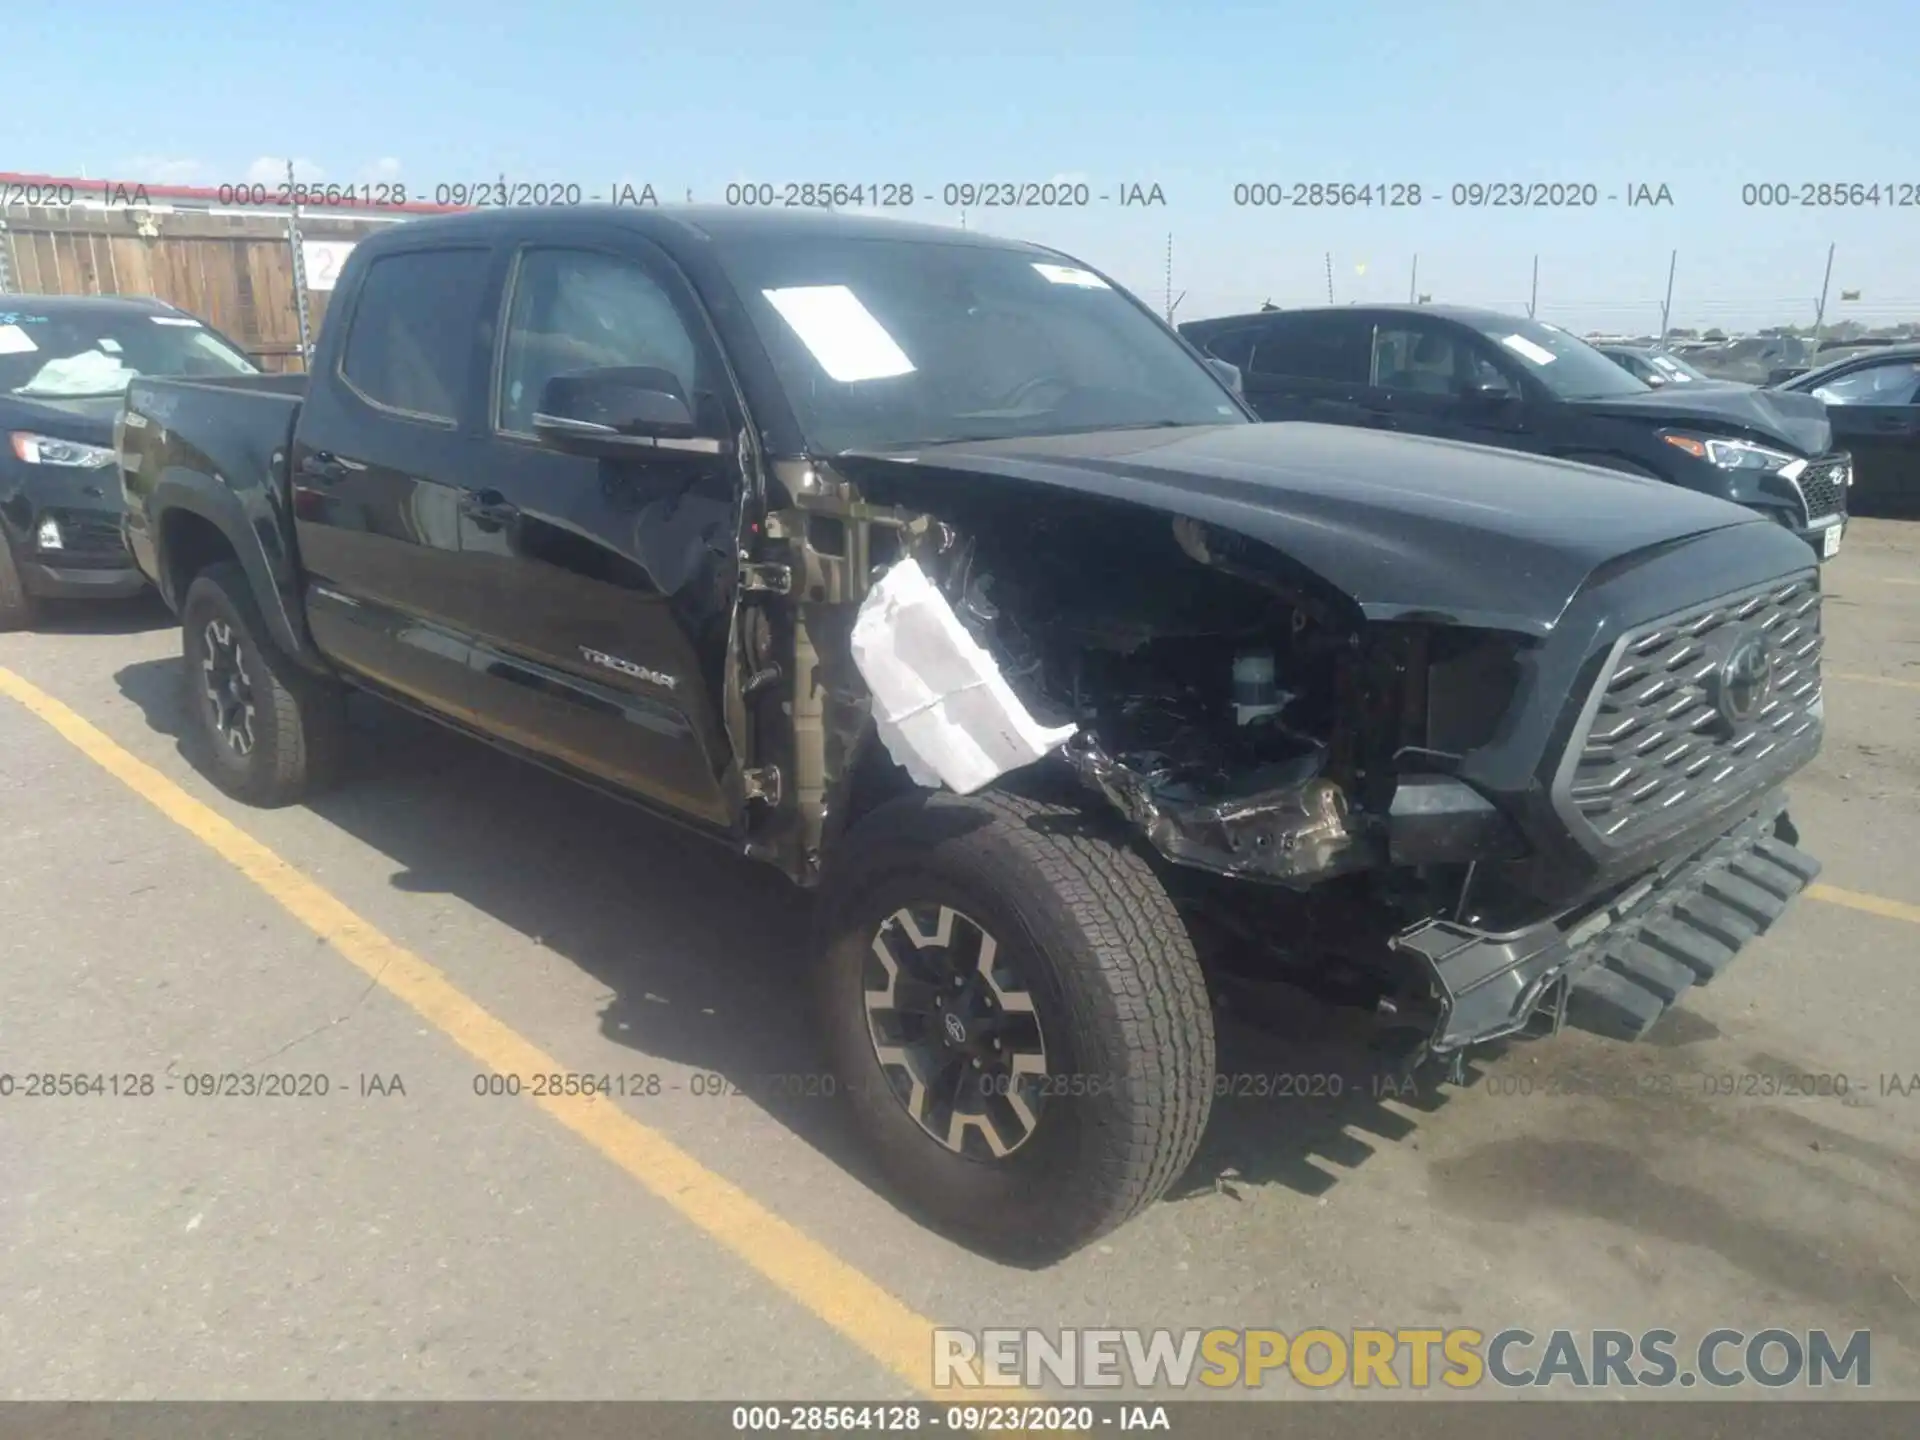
1870, 415, 1913, 432
304, 451, 360, 485
459, 488, 520, 531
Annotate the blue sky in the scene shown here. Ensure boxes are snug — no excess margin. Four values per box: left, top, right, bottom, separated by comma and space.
5, 0, 1916, 331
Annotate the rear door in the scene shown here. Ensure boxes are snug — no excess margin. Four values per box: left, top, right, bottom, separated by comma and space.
1238, 311, 1377, 425
455, 227, 745, 831
291, 243, 498, 718
1801, 357, 1920, 514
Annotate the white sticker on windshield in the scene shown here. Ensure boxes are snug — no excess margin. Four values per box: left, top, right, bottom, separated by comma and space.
1032, 263, 1109, 288
1500, 334, 1558, 366
763, 286, 915, 383
0, 323, 38, 354
149, 315, 203, 327
99, 337, 124, 353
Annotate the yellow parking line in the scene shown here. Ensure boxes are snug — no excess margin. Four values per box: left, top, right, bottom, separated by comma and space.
0, 663, 1004, 1404
1828, 671, 1920, 693
1808, 883, 1920, 927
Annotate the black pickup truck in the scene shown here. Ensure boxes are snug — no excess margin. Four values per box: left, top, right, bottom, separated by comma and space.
119, 207, 1825, 1264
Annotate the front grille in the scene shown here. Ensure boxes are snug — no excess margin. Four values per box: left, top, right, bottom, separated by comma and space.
1796, 456, 1849, 523
1564, 574, 1822, 847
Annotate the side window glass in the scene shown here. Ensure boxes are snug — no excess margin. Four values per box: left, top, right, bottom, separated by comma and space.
1197, 327, 1256, 369
1812, 361, 1920, 406
1249, 315, 1370, 384
497, 248, 707, 436
1371, 324, 1460, 395
339, 249, 491, 421
1461, 347, 1519, 395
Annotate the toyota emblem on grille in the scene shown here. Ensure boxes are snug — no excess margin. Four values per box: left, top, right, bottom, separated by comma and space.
1714, 632, 1773, 729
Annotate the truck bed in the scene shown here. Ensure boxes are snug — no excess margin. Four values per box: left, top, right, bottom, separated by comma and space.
119, 372, 309, 608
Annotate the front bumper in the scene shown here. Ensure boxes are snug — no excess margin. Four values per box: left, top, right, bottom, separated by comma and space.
1799, 513, 1844, 562
20, 556, 150, 600
6, 503, 145, 601
1392, 793, 1816, 1053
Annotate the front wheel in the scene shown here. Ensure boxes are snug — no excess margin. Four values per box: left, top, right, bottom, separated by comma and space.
816, 789, 1215, 1265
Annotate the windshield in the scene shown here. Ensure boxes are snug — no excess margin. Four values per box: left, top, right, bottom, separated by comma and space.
0, 308, 258, 399
1463, 316, 1650, 401
710, 234, 1246, 451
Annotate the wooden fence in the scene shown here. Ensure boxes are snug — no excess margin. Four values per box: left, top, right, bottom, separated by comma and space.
0, 205, 408, 372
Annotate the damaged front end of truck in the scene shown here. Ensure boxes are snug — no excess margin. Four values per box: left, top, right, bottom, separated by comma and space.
736, 443, 1824, 1064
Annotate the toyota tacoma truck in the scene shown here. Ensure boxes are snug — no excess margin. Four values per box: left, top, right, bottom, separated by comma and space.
119, 207, 1825, 1265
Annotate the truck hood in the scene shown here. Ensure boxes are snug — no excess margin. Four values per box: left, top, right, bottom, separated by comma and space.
840, 422, 1766, 638
1567, 384, 1831, 457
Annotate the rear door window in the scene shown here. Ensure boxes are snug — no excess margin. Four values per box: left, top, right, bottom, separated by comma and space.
1246, 312, 1372, 384
338, 248, 492, 423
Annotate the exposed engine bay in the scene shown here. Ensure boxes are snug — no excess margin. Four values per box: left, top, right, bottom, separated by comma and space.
942, 525, 1364, 885
866, 495, 1508, 896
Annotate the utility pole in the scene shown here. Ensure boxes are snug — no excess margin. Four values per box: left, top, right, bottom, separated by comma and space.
1408, 254, 1418, 304
1812, 242, 1836, 337
1528, 255, 1539, 318
286, 160, 314, 368
1659, 249, 1677, 339
1324, 252, 1334, 304
1164, 232, 1173, 320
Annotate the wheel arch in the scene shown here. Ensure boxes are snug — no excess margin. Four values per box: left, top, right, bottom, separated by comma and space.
151, 473, 328, 674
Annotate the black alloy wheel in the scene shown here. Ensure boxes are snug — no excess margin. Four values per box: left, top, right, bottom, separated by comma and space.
864, 903, 1050, 1159
199, 614, 258, 757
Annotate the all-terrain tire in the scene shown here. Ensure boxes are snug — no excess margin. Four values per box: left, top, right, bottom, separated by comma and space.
179, 560, 347, 807
0, 536, 40, 633
816, 788, 1215, 1265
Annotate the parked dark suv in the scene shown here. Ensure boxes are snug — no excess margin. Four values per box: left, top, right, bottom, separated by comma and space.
1181, 305, 1849, 562
0, 293, 261, 629
1773, 344, 1920, 516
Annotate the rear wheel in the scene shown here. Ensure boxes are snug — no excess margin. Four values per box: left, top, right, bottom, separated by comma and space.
0, 536, 40, 633
816, 789, 1215, 1265
179, 561, 346, 806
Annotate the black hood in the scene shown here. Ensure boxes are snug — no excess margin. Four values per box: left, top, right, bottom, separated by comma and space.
0, 391, 122, 444
1569, 384, 1831, 457
842, 422, 1770, 638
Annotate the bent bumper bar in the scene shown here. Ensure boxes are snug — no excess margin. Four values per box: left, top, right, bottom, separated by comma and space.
1392, 795, 1817, 1054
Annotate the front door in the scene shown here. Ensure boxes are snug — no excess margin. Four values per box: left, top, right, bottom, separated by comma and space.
1364, 317, 1534, 452
456, 232, 744, 831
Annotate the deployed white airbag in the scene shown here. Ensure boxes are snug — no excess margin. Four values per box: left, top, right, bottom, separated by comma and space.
850, 558, 1078, 795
